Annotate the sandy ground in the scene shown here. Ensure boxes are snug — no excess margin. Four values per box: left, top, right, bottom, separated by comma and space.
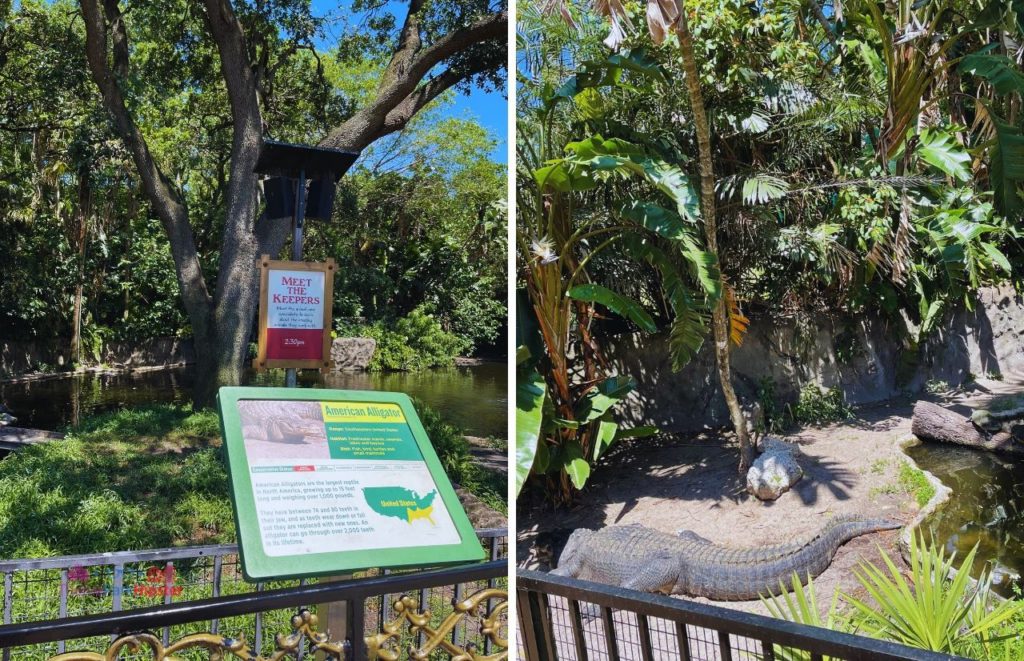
517, 378, 1024, 619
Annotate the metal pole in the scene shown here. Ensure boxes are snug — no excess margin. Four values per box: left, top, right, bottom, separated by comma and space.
284, 169, 307, 388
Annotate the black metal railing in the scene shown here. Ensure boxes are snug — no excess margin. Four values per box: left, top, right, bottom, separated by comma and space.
518, 569, 966, 661
0, 560, 507, 660
0, 528, 506, 659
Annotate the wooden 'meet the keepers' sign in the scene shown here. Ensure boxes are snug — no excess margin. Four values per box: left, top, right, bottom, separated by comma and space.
254, 255, 334, 370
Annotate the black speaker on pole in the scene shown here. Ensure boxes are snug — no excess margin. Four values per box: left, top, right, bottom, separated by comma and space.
263, 176, 294, 218
305, 178, 337, 221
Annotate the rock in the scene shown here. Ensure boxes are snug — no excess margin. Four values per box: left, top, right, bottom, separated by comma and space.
330, 337, 376, 371
0, 404, 15, 427
761, 436, 799, 455
747, 448, 803, 501
1011, 424, 1024, 443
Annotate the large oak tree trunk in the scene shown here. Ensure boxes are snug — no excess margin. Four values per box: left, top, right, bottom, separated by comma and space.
912, 401, 1023, 455
676, 8, 753, 473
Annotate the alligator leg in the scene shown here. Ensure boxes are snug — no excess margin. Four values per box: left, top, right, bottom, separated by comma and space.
620, 555, 678, 593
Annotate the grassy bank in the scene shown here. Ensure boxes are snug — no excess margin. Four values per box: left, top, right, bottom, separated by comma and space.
0, 402, 504, 558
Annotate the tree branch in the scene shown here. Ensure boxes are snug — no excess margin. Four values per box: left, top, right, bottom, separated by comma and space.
79, 0, 214, 337
319, 8, 507, 152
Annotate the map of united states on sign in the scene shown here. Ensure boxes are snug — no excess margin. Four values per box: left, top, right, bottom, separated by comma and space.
362, 487, 437, 525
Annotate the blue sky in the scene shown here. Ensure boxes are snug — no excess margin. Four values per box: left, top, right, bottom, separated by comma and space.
311, 0, 507, 163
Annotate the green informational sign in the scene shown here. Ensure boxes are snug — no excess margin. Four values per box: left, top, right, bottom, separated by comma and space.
217, 387, 485, 581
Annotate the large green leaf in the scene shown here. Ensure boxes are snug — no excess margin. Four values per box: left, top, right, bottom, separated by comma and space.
727, 174, 790, 205
533, 160, 597, 193
564, 136, 700, 221
916, 128, 971, 182
561, 441, 591, 490
620, 201, 690, 240
593, 419, 618, 461
669, 307, 708, 370
988, 114, 1024, 217
575, 375, 636, 423
515, 369, 546, 497
567, 283, 657, 332
959, 51, 1024, 96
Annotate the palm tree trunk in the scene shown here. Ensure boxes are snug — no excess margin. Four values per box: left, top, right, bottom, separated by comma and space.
675, 7, 753, 473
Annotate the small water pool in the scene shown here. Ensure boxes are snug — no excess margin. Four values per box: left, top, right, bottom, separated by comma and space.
906, 442, 1024, 595
0, 363, 507, 438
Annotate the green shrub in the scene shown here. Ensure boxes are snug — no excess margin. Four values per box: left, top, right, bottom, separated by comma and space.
789, 385, 853, 425
335, 305, 469, 371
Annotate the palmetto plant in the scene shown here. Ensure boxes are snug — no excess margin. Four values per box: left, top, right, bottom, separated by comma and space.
846, 535, 1024, 654
761, 573, 843, 661
762, 535, 1024, 657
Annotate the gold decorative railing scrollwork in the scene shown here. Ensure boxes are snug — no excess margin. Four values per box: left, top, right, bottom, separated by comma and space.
50, 610, 345, 661
366, 587, 508, 661
46, 586, 507, 661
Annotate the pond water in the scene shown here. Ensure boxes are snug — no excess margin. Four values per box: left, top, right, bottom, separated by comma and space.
905, 442, 1024, 596
0, 363, 507, 438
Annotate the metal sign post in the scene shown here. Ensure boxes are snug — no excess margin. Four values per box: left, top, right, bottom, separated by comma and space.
253, 140, 357, 385
285, 169, 308, 388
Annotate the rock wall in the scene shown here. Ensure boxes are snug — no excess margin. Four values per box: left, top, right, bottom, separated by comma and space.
0, 336, 194, 379
606, 285, 1024, 432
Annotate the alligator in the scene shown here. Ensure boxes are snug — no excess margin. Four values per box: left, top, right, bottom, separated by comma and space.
551, 515, 901, 601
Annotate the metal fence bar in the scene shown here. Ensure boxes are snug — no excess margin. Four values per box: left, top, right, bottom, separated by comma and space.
518, 570, 966, 661
418, 586, 429, 649
111, 565, 123, 613
675, 620, 690, 661
717, 629, 732, 661
452, 581, 464, 646
636, 612, 653, 661
2, 572, 10, 661
0, 531, 506, 575
516, 586, 544, 661
57, 569, 68, 654
162, 562, 173, 647
350, 597, 364, 660
486, 535, 500, 655
761, 638, 775, 661
254, 582, 264, 656
567, 599, 588, 661
0, 544, 238, 573
601, 606, 619, 660
210, 555, 222, 635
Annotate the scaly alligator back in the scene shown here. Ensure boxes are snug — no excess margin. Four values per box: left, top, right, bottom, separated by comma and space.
552, 515, 901, 601
682, 515, 901, 600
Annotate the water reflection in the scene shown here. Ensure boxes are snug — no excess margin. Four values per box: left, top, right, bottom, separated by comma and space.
906, 443, 1024, 596
0, 363, 507, 438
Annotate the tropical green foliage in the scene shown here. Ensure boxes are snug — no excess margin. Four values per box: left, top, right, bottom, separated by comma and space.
763, 536, 1024, 658
0, 0, 506, 366
846, 537, 1023, 653
517, 0, 1024, 501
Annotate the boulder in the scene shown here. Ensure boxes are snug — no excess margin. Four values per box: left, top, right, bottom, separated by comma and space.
747, 441, 803, 501
330, 337, 376, 371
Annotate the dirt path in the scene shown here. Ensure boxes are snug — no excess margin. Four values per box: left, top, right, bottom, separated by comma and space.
517, 379, 1023, 617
